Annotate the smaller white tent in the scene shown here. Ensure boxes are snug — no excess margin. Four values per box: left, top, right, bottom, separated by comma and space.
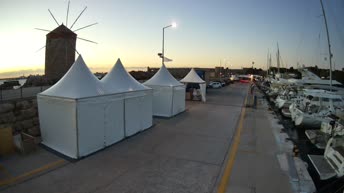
180, 68, 206, 102
38, 55, 121, 159
101, 59, 153, 137
144, 64, 185, 117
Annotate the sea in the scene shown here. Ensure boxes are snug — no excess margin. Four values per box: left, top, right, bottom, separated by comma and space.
0, 67, 148, 89
0, 78, 27, 89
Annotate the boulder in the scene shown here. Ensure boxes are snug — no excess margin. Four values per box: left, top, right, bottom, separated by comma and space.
21, 119, 33, 129
31, 99, 37, 106
13, 122, 23, 132
32, 117, 39, 126
0, 112, 16, 124
16, 101, 31, 110
0, 103, 15, 113
27, 126, 40, 136
20, 108, 36, 119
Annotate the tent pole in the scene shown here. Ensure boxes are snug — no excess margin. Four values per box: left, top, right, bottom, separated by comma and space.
75, 101, 79, 158
123, 98, 126, 137
171, 87, 174, 116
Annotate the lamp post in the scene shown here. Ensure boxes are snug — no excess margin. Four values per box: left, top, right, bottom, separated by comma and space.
162, 22, 177, 65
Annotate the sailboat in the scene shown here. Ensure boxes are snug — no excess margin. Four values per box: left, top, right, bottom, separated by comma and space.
307, 0, 344, 180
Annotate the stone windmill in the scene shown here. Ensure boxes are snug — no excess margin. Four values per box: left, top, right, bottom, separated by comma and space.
36, 1, 97, 82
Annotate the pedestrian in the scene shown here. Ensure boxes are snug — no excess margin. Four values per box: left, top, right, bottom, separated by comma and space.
250, 81, 257, 108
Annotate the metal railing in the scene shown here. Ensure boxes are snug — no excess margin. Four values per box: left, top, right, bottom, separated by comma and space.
0, 86, 51, 102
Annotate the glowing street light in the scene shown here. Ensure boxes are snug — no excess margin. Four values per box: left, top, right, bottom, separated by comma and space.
161, 22, 177, 65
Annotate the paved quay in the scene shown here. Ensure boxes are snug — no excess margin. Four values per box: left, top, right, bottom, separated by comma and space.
221, 88, 294, 193
1, 83, 295, 193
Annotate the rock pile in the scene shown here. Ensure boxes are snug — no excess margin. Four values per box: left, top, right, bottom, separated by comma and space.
0, 99, 40, 137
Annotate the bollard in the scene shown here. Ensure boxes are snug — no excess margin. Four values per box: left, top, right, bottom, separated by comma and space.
253, 95, 257, 108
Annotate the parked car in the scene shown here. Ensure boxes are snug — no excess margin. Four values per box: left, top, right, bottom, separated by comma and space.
208, 81, 222, 88
220, 81, 226, 87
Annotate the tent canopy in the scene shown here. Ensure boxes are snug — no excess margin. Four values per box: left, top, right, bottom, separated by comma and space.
180, 68, 205, 83
180, 68, 206, 102
144, 64, 183, 87
40, 55, 105, 99
101, 58, 150, 92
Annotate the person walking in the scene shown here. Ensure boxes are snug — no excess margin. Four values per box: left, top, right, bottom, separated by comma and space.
250, 81, 257, 108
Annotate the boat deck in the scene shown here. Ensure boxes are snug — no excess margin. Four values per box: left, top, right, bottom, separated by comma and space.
308, 154, 336, 180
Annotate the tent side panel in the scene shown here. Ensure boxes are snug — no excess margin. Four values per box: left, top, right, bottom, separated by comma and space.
104, 95, 125, 146
38, 96, 78, 158
124, 94, 142, 137
150, 85, 173, 117
172, 86, 186, 115
77, 99, 105, 157
200, 83, 207, 102
141, 90, 153, 130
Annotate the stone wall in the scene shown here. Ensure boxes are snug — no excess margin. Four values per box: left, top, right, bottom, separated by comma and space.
0, 99, 40, 137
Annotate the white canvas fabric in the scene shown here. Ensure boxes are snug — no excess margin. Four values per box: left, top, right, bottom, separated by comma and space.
40, 55, 105, 99
100, 58, 153, 137
144, 64, 183, 86
180, 68, 205, 83
38, 56, 126, 159
144, 64, 185, 117
180, 68, 206, 102
38, 94, 126, 159
101, 58, 150, 92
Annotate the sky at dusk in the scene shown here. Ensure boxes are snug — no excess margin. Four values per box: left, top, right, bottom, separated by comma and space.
1, 0, 344, 78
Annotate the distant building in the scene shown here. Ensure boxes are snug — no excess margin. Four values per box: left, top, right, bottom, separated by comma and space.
214, 67, 224, 78
45, 24, 76, 82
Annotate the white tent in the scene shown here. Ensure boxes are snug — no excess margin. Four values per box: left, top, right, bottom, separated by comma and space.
101, 59, 153, 137
144, 64, 185, 117
180, 68, 206, 102
38, 55, 124, 159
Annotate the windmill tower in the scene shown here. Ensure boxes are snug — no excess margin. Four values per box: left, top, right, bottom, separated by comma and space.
37, 1, 97, 82
45, 24, 77, 81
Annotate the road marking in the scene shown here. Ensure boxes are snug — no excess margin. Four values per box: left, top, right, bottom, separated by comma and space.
0, 164, 12, 178
0, 159, 66, 187
217, 93, 248, 193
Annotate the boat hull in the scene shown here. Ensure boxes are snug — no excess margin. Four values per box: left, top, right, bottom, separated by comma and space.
294, 112, 322, 128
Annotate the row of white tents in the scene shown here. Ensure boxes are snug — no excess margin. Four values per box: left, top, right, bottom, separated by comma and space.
37, 55, 206, 159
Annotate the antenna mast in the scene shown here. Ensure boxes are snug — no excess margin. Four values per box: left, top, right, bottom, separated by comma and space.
320, 0, 333, 90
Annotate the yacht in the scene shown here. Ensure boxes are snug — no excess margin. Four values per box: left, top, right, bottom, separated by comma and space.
308, 137, 344, 180
305, 115, 344, 149
290, 89, 344, 128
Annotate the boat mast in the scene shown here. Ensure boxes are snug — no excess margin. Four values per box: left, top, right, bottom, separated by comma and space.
267, 50, 269, 77
277, 43, 280, 74
320, 0, 333, 89
269, 53, 272, 75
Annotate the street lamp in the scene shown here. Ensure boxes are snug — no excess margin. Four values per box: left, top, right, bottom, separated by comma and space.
161, 22, 177, 64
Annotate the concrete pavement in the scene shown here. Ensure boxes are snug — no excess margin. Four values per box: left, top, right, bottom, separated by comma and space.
223, 90, 293, 193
